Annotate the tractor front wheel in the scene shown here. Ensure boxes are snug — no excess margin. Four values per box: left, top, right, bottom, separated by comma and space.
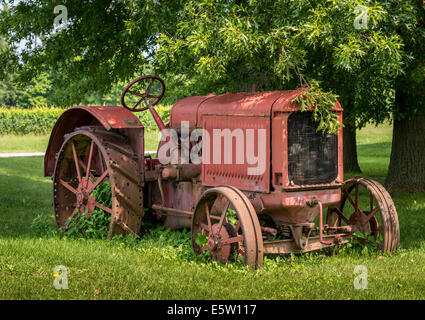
327, 177, 400, 252
191, 186, 263, 268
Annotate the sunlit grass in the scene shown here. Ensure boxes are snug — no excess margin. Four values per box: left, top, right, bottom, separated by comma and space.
0, 135, 50, 153
348, 121, 393, 181
0, 132, 160, 154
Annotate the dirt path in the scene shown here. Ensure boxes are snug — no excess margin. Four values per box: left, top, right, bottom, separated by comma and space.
0, 152, 45, 158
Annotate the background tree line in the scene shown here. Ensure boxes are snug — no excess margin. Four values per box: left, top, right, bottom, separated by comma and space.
0, 0, 424, 195
0, 72, 128, 108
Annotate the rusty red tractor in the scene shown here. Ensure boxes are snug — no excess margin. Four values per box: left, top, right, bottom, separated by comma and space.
44, 75, 400, 268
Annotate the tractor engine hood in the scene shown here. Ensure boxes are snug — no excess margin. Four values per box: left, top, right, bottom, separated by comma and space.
169, 89, 342, 130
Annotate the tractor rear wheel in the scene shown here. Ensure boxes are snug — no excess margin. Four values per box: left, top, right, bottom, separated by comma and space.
53, 127, 144, 239
191, 186, 263, 268
327, 177, 399, 252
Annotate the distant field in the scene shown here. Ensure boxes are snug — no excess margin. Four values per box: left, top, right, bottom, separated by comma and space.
0, 135, 50, 153
0, 132, 160, 154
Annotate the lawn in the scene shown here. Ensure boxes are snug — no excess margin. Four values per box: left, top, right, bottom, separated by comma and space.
0, 135, 50, 153
0, 131, 160, 154
1, 122, 425, 299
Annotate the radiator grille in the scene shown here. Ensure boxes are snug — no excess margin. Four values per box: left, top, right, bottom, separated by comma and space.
287, 112, 338, 185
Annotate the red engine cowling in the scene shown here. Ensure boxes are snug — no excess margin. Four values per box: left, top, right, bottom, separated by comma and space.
168, 89, 343, 195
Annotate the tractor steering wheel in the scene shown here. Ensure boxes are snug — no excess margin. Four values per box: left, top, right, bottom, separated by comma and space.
121, 75, 166, 112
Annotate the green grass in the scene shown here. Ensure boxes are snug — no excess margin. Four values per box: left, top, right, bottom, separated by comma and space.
355, 121, 393, 180
0, 132, 160, 154
0, 135, 50, 153
1, 123, 425, 299
144, 131, 161, 152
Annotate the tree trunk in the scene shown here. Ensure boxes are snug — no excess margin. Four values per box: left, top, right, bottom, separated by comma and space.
343, 121, 362, 173
385, 112, 425, 196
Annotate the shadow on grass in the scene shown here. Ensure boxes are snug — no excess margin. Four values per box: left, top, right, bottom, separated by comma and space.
0, 157, 52, 238
393, 193, 425, 250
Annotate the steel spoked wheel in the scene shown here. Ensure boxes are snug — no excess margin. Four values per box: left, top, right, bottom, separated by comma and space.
327, 177, 399, 252
191, 186, 263, 268
53, 128, 144, 238
53, 131, 112, 232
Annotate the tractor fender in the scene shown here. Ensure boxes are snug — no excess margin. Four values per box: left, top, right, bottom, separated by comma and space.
44, 106, 143, 176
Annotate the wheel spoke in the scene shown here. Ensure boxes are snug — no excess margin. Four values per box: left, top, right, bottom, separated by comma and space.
85, 141, 94, 187
134, 97, 144, 109
217, 199, 230, 233
332, 207, 350, 224
128, 90, 144, 97
59, 179, 78, 194
205, 202, 212, 233
365, 207, 379, 222
235, 220, 241, 233
95, 202, 112, 214
355, 184, 359, 212
221, 235, 243, 245
71, 143, 82, 183
78, 159, 95, 180
146, 78, 154, 95
343, 189, 356, 209
65, 208, 78, 227
221, 199, 230, 216
88, 169, 109, 194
